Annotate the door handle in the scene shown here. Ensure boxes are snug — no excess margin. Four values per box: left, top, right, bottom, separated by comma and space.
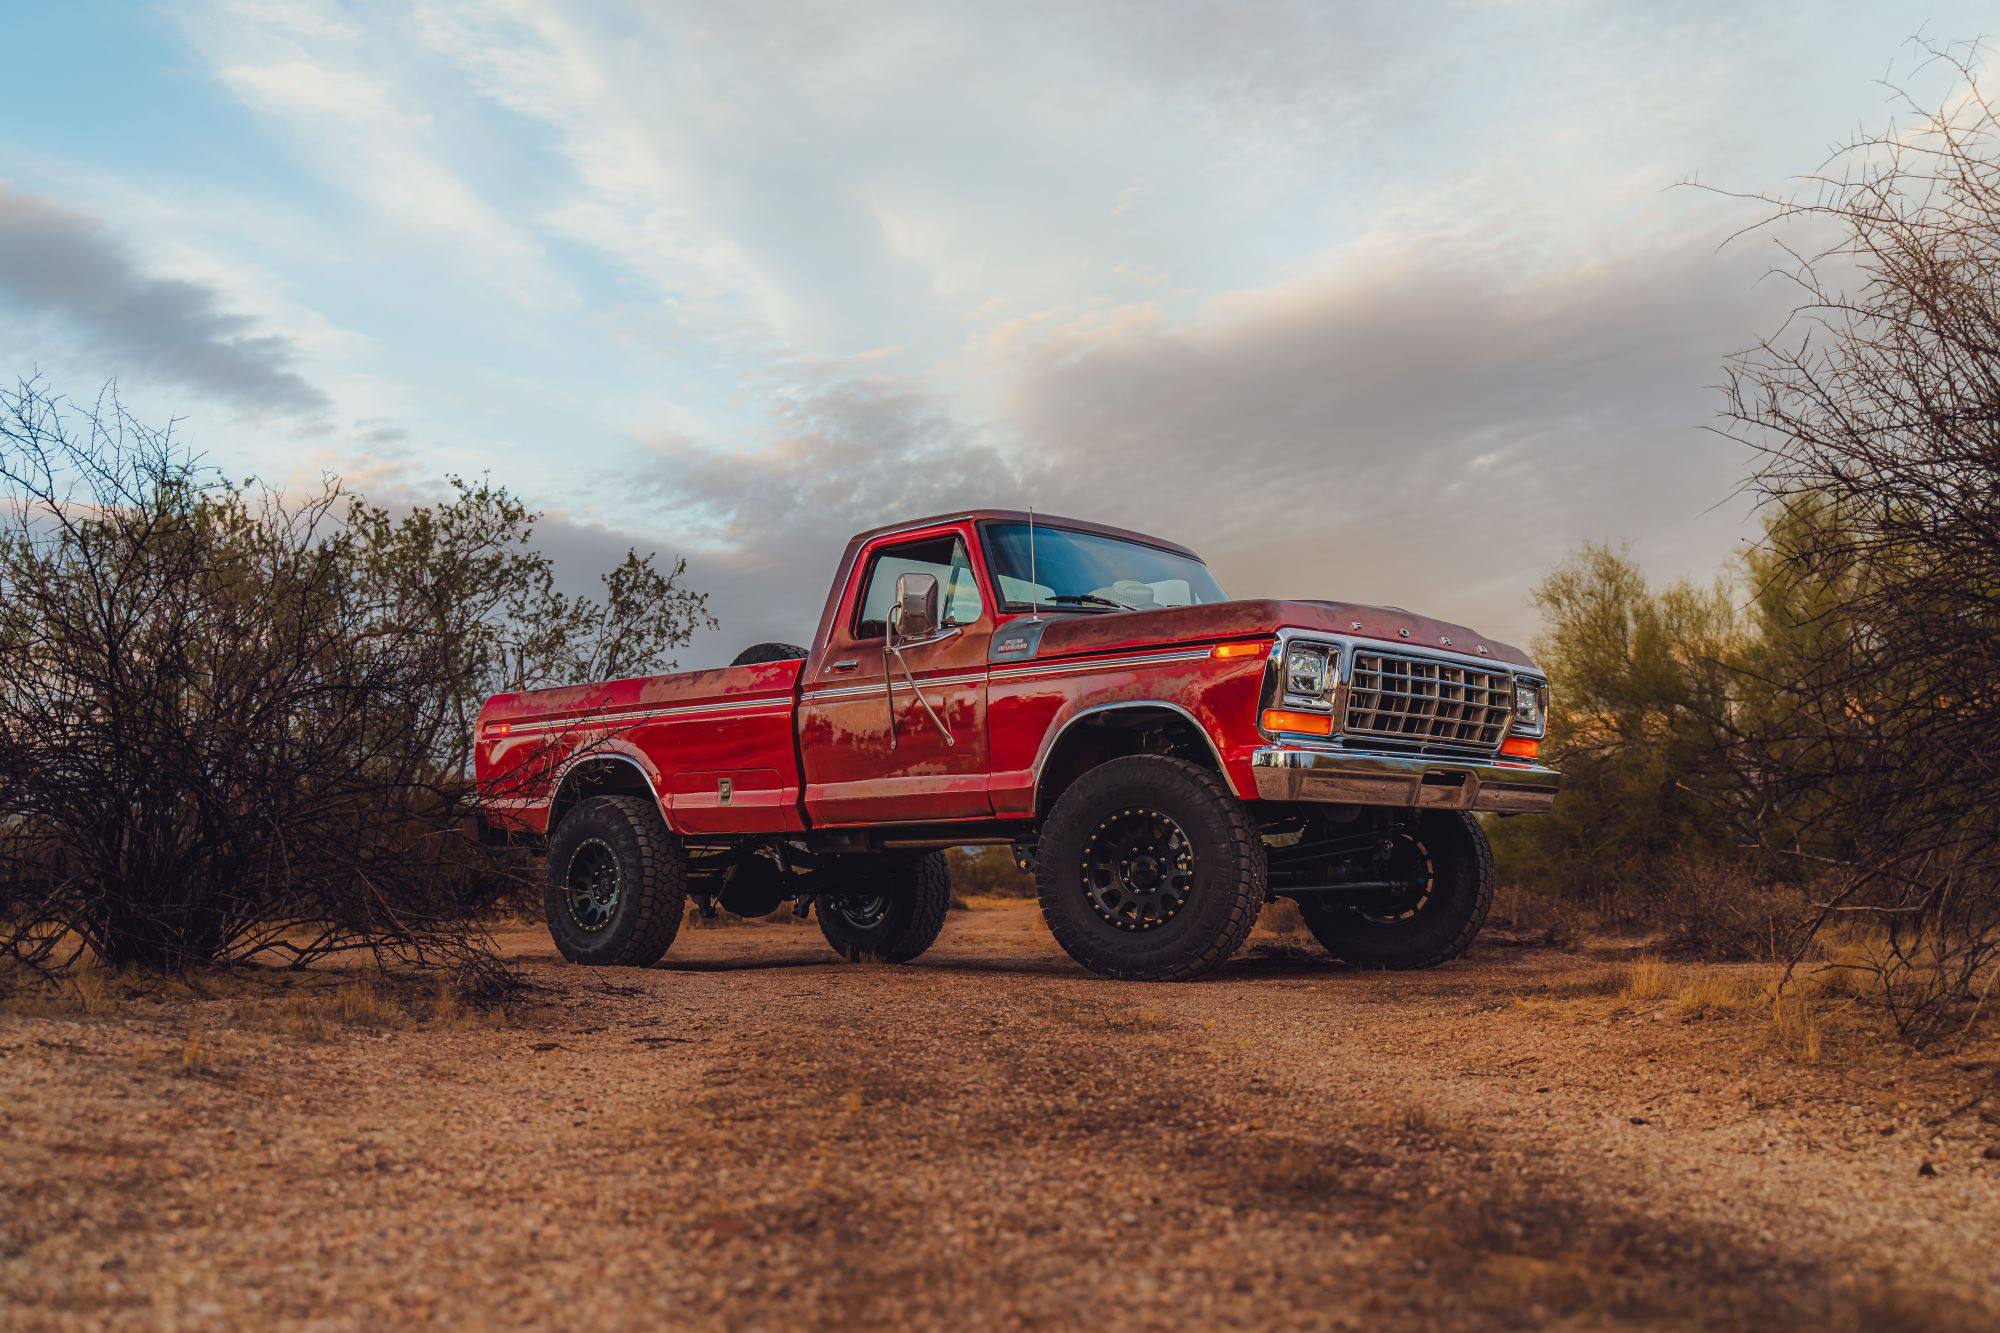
826, 659, 859, 673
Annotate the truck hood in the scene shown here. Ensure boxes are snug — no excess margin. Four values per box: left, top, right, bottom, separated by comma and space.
1016, 598, 1535, 669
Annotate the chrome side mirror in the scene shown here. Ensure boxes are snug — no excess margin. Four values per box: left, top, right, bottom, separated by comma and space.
890, 571, 939, 642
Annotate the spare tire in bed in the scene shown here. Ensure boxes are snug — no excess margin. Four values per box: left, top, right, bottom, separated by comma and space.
730, 641, 810, 666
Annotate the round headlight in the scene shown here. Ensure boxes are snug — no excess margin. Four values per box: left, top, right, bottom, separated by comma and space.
1285, 644, 1329, 698
1513, 678, 1546, 735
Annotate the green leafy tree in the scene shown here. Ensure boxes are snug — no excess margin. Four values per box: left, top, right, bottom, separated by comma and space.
1487, 544, 1745, 905
345, 479, 714, 773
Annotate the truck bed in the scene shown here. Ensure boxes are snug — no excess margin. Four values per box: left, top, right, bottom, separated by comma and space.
476, 659, 806, 836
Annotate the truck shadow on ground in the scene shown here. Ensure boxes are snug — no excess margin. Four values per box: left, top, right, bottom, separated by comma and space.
652, 949, 1368, 980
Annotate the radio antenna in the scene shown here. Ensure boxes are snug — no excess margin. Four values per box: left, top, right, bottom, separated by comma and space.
1027, 504, 1040, 622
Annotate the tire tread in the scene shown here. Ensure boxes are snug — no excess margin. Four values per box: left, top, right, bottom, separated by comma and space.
545, 795, 685, 967
1301, 810, 1492, 970
1036, 756, 1264, 982
817, 851, 952, 963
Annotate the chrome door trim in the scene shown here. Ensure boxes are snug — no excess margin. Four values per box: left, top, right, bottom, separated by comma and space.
802, 669, 990, 703
499, 695, 794, 736
988, 646, 1213, 683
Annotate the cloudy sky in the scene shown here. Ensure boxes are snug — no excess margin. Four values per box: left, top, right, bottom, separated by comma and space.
0, 1, 1986, 663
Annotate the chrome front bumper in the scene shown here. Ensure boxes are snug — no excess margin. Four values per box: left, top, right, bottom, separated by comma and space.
1250, 745, 1559, 814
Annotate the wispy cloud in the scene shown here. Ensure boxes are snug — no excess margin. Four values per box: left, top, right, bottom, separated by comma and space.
4, 0, 1984, 660
175, 0, 572, 311
0, 182, 330, 418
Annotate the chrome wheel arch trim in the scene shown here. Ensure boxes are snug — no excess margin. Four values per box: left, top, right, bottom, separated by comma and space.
547, 749, 677, 832
1030, 699, 1240, 806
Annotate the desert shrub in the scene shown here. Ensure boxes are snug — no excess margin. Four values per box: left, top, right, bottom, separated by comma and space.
1487, 883, 1589, 949
0, 378, 708, 982
1714, 41, 2000, 1041
1484, 545, 1746, 908
947, 845, 1034, 898
1651, 855, 1814, 963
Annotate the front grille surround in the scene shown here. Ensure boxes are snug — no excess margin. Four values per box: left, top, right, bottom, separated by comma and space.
1343, 649, 1514, 752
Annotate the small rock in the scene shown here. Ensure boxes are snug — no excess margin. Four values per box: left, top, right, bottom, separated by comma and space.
1535, 1087, 1551, 1094
1981, 1145, 2000, 1161
1918, 1160, 1939, 1177
1879, 1124, 1897, 1136
1630, 1117, 1650, 1126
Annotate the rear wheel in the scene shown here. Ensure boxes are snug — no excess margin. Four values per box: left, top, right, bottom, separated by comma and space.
1035, 756, 1265, 981
544, 795, 686, 966
1297, 810, 1493, 969
816, 851, 952, 963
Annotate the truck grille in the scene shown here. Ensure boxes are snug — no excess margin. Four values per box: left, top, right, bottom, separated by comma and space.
1345, 651, 1513, 751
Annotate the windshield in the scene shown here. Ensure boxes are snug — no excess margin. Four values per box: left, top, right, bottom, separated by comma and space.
982, 523, 1227, 611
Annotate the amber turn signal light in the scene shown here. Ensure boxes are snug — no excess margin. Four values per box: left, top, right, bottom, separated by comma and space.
1261, 708, 1334, 736
484, 721, 512, 738
1499, 735, 1540, 760
1211, 641, 1267, 659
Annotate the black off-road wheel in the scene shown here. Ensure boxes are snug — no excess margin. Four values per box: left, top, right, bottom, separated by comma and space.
544, 795, 687, 967
1297, 810, 1493, 969
816, 851, 952, 963
1035, 755, 1266, 981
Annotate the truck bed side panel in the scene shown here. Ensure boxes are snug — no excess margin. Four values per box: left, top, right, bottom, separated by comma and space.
476, 660, 804, 835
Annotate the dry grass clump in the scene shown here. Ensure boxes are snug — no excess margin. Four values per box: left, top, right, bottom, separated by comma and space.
178, 1026, 210, 1073
0, 951, 123, 1017
1621, 956, 1769, 1017
1619, 955, 1847, 1062
1668, 969, 1762, 1019
1771, 989, 1823, 1062
1622, 955, 1673, 1004
1519, 954, 1844, 1062
261, 972, 516, 1041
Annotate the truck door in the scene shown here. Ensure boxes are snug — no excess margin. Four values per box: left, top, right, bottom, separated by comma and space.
798, 524, 993, 824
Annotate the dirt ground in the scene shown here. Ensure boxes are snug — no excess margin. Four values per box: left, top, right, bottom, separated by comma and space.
5, 901, 1999, 1331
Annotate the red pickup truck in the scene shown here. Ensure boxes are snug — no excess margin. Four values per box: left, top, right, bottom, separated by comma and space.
476, 510, 1558, 981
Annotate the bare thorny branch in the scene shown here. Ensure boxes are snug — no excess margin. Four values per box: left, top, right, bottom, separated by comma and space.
1707, 37, 2000, 1042
0, 377, 710, 990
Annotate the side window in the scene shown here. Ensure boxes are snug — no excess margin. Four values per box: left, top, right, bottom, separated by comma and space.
854, 534, 986, 638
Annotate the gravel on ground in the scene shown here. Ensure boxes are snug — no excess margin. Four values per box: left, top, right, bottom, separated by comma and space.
4, 901, 1998, 1330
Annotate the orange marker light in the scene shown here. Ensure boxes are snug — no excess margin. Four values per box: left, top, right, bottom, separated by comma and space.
1499, 735, 1540, 760
1211, 641, 1267, 660
1262, 708, 1335, 737
485, 721, 512, 738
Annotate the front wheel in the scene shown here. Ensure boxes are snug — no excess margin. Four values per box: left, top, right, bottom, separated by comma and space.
1297, 810, 1493, 969
1035, 756, 1266, 981
816, 851, 952, 963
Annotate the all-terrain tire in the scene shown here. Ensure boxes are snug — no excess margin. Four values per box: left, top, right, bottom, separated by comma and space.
1035, 755, 1266, 981
730, 641, 811, 666
544, 795, 687, 967
1298, 810, 1493, 970
816, 851, 953, 963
